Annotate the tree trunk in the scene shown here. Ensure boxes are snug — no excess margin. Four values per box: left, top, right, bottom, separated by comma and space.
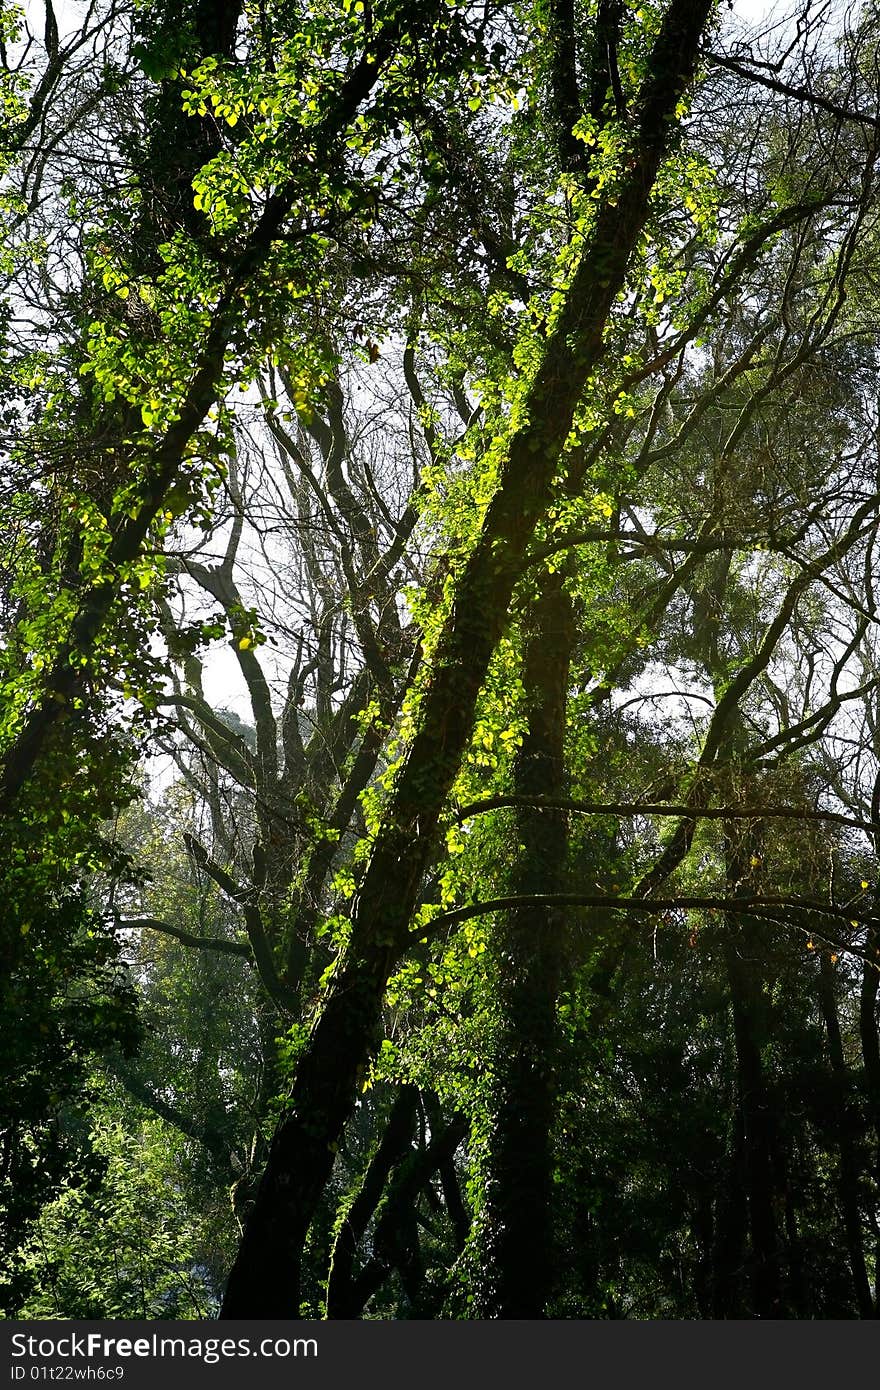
478, 571, 574, 1317
326, 1086, 419, 1318
219, 0, 715, 1316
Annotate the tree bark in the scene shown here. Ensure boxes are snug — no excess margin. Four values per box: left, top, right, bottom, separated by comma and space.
477, 571, 574, 1317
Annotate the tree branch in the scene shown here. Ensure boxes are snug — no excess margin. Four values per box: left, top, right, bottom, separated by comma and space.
184, 834, 298, 1014
410, 892, 880, 966
452, 795, 878, 838
117, 915, 251, 958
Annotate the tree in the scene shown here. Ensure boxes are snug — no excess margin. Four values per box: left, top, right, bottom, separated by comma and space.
5, 0, 880, 1321
220, 0, 720, 1316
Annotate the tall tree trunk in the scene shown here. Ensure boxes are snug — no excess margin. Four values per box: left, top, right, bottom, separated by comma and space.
478, 571, 574, 1317
219, 0, 715, 1315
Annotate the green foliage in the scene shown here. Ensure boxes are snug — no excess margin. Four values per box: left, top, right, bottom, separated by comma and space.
15, 1082, 225, 1318
4, 0, 880, 1323
0, 877, 139, 1313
